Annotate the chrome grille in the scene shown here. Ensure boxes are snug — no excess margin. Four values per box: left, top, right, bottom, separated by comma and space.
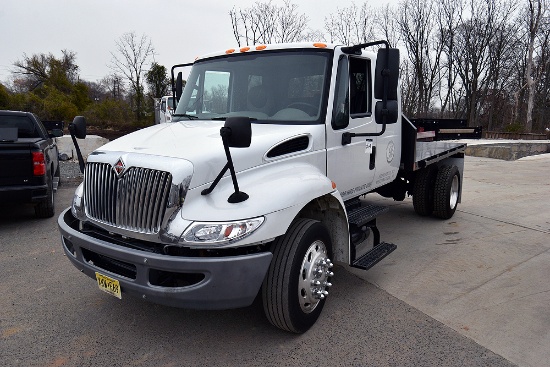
84, 162, 172, 234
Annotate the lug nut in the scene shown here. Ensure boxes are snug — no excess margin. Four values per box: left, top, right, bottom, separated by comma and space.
327, 271, 334, 277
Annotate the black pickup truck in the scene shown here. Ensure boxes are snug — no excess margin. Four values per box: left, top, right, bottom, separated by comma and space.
0, 110, 63, 218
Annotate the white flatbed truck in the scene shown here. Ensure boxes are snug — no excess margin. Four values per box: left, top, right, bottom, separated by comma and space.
59, 40, 466, 333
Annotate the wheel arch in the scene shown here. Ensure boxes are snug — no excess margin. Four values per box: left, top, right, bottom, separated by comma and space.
293, 192, 350, 264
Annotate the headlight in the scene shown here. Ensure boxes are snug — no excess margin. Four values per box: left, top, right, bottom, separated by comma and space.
181, 217, 265, 245
71, 183, 86, 220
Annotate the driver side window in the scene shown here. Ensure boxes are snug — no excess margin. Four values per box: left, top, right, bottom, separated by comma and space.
332, 56, 349, 130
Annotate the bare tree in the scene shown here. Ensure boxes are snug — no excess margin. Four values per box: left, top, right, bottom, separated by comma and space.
374, 4, 401, 48
524, 0, 547, 132
110, 32, 155, 121
324, 3, 376, 45
396, 0, 444, 116
229, 0, 313, 46
437, 0, 465, 117
452, 0, 517, 126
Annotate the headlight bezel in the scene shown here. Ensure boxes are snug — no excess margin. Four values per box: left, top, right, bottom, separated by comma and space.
180, 217, 265, 246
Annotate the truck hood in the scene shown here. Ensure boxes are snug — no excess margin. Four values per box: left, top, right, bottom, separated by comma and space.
93, 120, 324, 189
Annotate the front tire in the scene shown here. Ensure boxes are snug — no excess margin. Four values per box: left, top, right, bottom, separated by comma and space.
433, 165, 460, 219
262, 218, 333, 333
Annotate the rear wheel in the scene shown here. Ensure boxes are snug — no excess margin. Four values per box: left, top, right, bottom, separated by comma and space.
35, 175, 54, 218
262, 218, 333, 333
433, 165, 460, 219
413, 165, 437, 216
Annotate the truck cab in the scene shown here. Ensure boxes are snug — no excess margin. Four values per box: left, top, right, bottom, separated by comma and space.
158, 95, 176, 123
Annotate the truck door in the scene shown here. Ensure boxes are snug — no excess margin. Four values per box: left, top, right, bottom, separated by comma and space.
326, 55, 379, 200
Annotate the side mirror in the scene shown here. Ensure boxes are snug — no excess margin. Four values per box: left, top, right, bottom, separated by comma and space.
69, 116, 86, 139
68, 116, 87, 174
176, 72, 183, 103
374, 48, 400, 100
375, 100, 399, 125
221, 117, 252, 148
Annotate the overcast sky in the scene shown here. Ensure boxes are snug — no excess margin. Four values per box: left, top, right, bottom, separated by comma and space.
0, 0, 397, 85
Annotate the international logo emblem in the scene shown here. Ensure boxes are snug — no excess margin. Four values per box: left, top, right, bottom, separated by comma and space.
113, 158, 126, 177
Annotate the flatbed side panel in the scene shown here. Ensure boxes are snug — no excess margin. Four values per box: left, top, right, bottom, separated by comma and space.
414, 141, 466, 170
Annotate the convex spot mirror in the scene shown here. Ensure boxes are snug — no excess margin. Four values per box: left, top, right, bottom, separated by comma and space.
69, 116, 87, 139
375, 100, 399, 125
222, 117, 252, 148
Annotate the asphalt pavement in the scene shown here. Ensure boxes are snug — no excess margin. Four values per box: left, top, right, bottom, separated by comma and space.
1, 152, 548, 367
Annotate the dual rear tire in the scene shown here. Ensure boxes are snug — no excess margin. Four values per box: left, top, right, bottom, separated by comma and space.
413, 165, 460, 219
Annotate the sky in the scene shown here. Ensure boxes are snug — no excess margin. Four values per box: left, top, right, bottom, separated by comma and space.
0, 0, 398, 85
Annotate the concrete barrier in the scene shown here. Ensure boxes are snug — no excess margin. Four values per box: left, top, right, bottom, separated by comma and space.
56, 135, 109, 161
464, 141, 550, 160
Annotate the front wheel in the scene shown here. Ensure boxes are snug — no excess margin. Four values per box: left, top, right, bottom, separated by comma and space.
433, 165, 460, 219
262, 218, 333, 333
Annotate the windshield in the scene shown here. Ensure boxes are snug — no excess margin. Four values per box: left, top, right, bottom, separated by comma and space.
173, 50, 332, 124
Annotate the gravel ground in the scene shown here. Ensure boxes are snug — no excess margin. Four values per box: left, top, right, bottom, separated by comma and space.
59, 160, 84, 183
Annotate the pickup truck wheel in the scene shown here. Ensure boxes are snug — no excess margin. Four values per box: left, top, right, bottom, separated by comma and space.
262, 218, 333, 333
412, 165, 437, 216
35, 175, 54, 218
433, 165, 460, 219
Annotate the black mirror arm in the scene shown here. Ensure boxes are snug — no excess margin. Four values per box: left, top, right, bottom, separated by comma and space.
341, 124, 387, 145
68, 123, 86, 173
201, 127, 249, 203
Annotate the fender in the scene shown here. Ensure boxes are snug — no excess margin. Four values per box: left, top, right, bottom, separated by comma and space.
177, 160, 341, 247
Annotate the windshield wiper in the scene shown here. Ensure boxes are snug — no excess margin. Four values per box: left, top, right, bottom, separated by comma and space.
172, 114, 199, 120
211, 116, 257, 121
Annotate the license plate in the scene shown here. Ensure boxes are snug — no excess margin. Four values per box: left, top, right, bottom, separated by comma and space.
95, 272, 122, 299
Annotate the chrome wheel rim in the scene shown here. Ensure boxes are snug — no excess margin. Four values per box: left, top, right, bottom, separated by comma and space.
450, 175, 459, 210
298, 240, 333, 313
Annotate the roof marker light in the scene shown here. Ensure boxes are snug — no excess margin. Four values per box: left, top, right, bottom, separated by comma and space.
256, 45, 267, 50
226, 49, 235, 54
240, 46, 250, 52
313, 43, 327, 48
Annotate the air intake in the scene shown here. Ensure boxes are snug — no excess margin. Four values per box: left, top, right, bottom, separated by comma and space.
266, 136, 309, 158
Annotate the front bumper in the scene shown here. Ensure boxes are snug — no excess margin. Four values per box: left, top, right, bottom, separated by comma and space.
58, 208, 273, 310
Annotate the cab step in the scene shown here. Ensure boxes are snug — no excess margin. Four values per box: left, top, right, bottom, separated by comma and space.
351, 242, 397, 271
347, 204, 388, 227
